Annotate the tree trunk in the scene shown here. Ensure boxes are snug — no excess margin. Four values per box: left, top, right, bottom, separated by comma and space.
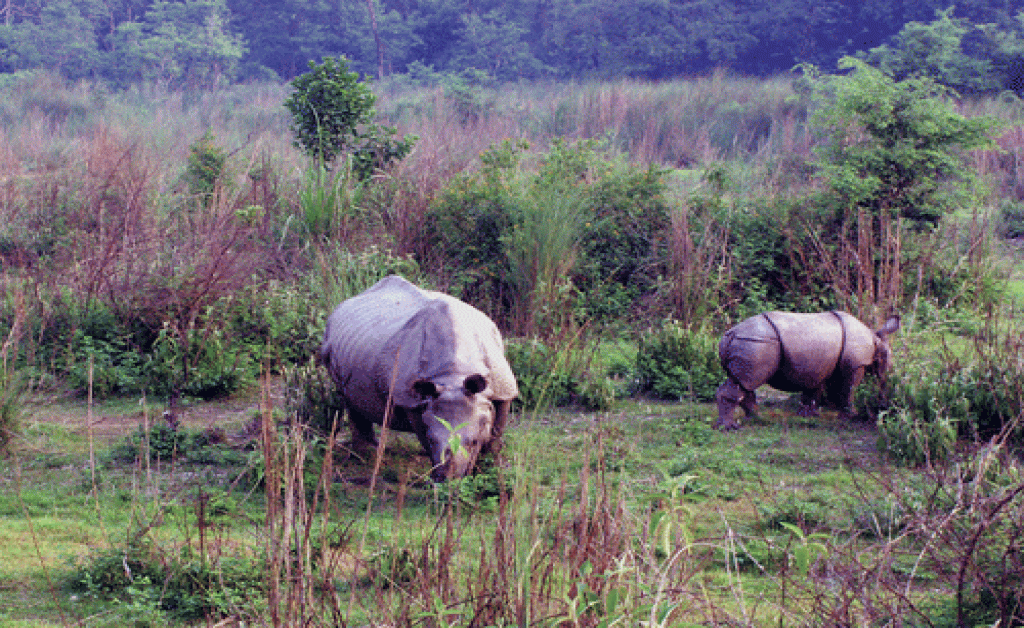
365, 0, 384, 79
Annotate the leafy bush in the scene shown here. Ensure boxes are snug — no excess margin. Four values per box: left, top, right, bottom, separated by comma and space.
756, 491, 834, 533
505, 337, 614, 412
283, 360, 347, 438
879, 322, 1024, 465
145, 322, 256, 400
424, 139, 526, 320
996, 199, 1024, 239
634, 320, 724, 401
68, 539, 264, 623
808, 57, 994, 229
860, 8, 998, 94
448, 459, 514, 509
184, 130, 228, 207
575, 154, 671, 316
425, 139, 672, 331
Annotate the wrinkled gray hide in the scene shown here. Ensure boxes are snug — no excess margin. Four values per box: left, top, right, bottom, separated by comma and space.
715, 311, 900, 430
319, 275, 519, 481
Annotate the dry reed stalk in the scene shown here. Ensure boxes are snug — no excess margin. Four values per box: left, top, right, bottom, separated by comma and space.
0, 283, 25, 374
346, 353, 401, 625
668, 202, 731, 324
260, 372, 284, 626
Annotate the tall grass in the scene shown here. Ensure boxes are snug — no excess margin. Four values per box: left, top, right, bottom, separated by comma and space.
504, 186, 585, 337
381, 73, 812, 171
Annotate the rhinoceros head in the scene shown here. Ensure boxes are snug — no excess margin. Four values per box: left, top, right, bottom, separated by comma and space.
410, 374, 494, 482
867, 315, 901, 378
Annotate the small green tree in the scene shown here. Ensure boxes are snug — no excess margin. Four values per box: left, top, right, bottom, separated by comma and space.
283, 56, 415, 179
803, 57, 996, 311
810, 57, 995, 228
184, 131, 228, 207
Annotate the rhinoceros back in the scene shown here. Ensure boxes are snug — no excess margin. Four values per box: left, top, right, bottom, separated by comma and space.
320, 276, 518, 418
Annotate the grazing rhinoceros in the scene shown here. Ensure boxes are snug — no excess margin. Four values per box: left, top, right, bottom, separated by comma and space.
319, 275, 518, 481
714, 311, 900, 430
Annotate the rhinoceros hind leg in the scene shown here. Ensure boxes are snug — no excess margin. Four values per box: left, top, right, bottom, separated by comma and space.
796, 390, 822, 417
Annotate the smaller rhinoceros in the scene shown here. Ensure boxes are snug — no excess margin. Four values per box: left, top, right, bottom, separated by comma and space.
319, 275, 518, 481
714, 311, 900, 430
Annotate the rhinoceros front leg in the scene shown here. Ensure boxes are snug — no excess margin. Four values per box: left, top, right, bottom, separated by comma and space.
832, 365, 866, 421
347, 407, 380, 451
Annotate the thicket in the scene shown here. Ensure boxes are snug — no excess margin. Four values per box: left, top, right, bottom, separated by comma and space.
0, 63, 1021, 452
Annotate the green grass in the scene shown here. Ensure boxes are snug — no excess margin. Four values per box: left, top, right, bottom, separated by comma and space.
0, 375, 1016, 625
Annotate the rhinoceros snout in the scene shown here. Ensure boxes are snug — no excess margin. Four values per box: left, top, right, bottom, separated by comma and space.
430, 447, 476, 482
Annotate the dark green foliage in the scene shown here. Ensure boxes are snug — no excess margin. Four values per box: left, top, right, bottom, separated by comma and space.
448, 459, 514, 510
227, 281, 325, 370
634, 321, 724, 402
861, 8, 998, 94
755, 491, 834, 533
284, 56, 374, 165
68, 540, 166, 598
146, 323, 254, 400
425, 139, 671, 329
425, 140, 524, 315
31, 286, 312, 401
106, 424, 248, 466
720, 536, 785, 573
283, 361, 347, 438
3, 0, 1024, 92
284, 56, 414, 179
577, 160, 671, 317
996, 199, 1024, 238
717, 197, 807, 315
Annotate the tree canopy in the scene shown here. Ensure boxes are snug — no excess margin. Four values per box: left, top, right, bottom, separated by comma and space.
0, 0, 1021, 91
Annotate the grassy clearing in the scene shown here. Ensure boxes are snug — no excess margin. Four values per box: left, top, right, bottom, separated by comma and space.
0, 384, 950, 627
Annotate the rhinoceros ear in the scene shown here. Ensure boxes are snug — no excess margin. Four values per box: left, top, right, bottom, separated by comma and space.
412, 379, 442, 399
464, 374, 488, 395
877, 315, 901, 337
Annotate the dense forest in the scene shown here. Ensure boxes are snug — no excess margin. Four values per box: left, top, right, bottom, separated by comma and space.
0, 0, 1022, 91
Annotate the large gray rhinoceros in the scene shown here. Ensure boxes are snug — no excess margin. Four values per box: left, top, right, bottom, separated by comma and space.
714, 311, 900, 430
319, 275, 519, 481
